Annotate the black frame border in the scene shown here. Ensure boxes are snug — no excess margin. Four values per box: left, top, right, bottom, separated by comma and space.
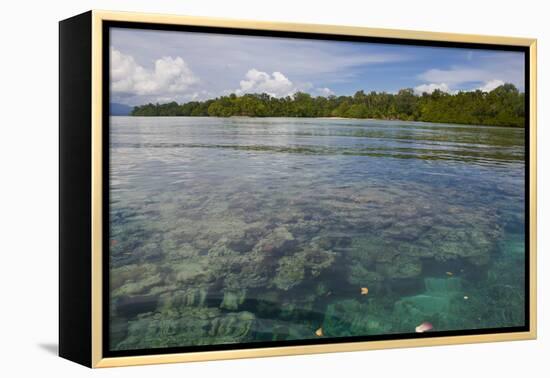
101, 20, 531, 359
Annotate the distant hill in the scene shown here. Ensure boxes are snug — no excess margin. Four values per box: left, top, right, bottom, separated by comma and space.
110, 103, 133, 116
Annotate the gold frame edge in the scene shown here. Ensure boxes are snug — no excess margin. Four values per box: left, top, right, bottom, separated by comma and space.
528, 40, 537, 339
91, 10, 104, 368
89, 10, 537, 368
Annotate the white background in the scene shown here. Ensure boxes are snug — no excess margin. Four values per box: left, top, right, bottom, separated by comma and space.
0, 0, 547, 376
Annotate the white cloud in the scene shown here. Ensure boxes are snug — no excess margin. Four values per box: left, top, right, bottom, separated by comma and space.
111, 27, 411, 93
417, 67, 489, 86
110, 48, 198, 96
316, 87, 335, 96
414, 83, 454, 95
416, 55, 524, 93
414, 78, 506, 95
235, 69, 297, 97
476, 79, 505, 92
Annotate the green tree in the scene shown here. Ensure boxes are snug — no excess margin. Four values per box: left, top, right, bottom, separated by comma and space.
130, 83, 525, 127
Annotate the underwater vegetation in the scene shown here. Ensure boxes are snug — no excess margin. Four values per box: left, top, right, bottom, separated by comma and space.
108, 117, 525, 351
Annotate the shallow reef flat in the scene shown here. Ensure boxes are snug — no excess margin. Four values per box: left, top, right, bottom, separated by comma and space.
108, 117, 525, 350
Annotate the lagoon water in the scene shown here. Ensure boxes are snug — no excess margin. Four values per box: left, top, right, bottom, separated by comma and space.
109, 117, 525, 351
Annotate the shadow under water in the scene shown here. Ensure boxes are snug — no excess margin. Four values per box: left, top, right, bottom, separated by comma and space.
108, 117, 525, 351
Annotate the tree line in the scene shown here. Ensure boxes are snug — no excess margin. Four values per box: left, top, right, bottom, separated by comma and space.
131, 83, 525, 127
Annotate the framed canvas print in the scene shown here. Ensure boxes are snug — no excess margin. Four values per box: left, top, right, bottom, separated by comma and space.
59, 10, 537, 368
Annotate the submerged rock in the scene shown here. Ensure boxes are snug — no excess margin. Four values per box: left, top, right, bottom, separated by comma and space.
115, 307, 256, 350
220, 289, 247, 310
272, 247, 336, 290
254, 226, 295, 255
348, 264, 384, 288
323, 299, 391, 336
158, 287, 209, 309
273, 256, 305, 291
112, 271, 163, 297
424, 277, 462, 293
392, 277, 464, 331
376, 255, 422, 279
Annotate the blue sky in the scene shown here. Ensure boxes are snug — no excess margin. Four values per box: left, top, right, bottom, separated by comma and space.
110, 27, 525, 106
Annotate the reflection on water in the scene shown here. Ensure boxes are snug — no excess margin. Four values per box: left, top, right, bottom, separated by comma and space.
109, 117, 525, 351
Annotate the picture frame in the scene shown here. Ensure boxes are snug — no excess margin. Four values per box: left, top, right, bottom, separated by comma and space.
59, 10, 537, 368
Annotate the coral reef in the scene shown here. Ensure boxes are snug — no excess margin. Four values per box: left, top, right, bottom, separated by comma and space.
114, 307, 256, 350
107, 117, 525, 349
323, 299, 392, 336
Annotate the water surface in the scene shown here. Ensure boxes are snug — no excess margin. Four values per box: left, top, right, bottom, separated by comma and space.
109, 117, 525, 351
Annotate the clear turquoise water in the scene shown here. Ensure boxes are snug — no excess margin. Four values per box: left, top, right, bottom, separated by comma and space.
108, 116, 525, 351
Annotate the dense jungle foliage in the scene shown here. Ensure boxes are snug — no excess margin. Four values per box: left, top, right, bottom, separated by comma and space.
131, 83, 525, 127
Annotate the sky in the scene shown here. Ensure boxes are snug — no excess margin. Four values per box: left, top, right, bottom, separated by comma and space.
110, 27, 525, 106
